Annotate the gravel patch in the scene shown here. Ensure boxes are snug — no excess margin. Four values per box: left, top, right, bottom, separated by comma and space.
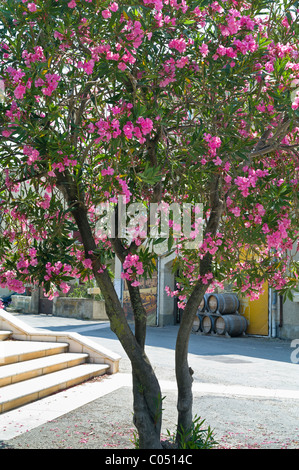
1, 379, 298, 450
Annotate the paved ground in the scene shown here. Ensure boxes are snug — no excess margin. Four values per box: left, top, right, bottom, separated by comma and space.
1, 313, 299, 451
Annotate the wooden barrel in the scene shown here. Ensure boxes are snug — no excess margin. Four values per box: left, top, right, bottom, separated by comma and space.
207, 293, 239, 314
215, 314, 247, 337
192, 313, 201, 333
201, 314, 217, 334
198, 294, 207, 312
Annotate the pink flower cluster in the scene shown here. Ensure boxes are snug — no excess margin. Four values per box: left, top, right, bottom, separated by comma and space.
198, 272, 214, 285
44, 261, 73, 282
14, 84, 27, 100
123, 117, 153, 143
101, 167, 114, 176
23, 145, 41, 165
5, 100, 21, 123
292, 89, 299, 110
22, 46, 45, 66
33, 73, 60, 97
266, 216, 293, 252
37, 192, 51, 210
78, 59, 95, 76
234, 168, 269, 197
123, 20, 145, 49
41, 73, 60, 97
159, 58, 177, 87
51, 156, 77, 174
169, 38, 187, 54
198, 232, 224, 257
93, 116, 153, 144
203, 133, 222, 156
121, 253, 144, 287
219, 10, 256, 37
116, 178, 132, 203
234, 34, 258, 54
142, 0, 165, 12
0, 270, 25, 294
199, 43, 209, 57
102, 2, 119, 18
94, 118, 121, 142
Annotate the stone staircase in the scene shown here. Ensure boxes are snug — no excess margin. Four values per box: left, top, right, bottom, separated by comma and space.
0, 329, 110, 414
0, 310, 121, 415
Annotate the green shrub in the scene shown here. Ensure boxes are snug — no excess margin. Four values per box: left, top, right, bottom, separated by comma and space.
68, 282, 104, 301
166, 415, 217, 449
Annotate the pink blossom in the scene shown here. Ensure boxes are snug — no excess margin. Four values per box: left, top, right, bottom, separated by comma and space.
265, 61, 274, 72
121, 253, 144, 284
291, 90, 299, 110
78, 59, 94, 75
14, 84, 26, 100
102, 167, 114, 176
169, 38, 187, 54
110, 2, 118, 12
27, 2, 37, 12
60, 282, 71, 294
83, 258, 93, 269
176, 56, 189, 68
123, 121, 134, 139
27, 149, 40, 165
102, 9, 111, 19
118, 62, 127, 71
68, 0, 76, 7
2, 130, 12, 137
231, 207, 241, 217
213, 156, 222, 166
41, 73, 60, 96
199, 43, 209, 57
35, 77, 45, 87
136, 117, 153, 135
203, 133, 222, 156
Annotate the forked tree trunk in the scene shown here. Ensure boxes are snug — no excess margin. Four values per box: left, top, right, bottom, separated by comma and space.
58, 170, 223, 449
175, 283, 208, 444
126, 280, 163, 449
175, 177, 224, 445
94, 270, 163, 448
59, 178, 163, 448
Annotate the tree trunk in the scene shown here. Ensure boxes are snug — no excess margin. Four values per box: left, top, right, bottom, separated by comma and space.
175, 176, 224, 445
175, 282, 208, 444
127, 280, 163, 449
57, 174, 162, 448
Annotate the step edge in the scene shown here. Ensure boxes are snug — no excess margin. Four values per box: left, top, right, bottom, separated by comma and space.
0, 344, 70, 364
0, 364, 110, 404
0, 353, 90, 386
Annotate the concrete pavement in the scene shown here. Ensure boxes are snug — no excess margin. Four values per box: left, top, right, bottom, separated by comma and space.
1, 313, 299, 449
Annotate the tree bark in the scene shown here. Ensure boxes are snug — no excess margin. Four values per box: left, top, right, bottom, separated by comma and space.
175, 280, 209, 444
112, 224, 163, 448
56, 172, 162, 448
175, 176, 224, 444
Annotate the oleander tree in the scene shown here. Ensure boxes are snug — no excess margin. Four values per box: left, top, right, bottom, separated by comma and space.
0, 0, 299, 448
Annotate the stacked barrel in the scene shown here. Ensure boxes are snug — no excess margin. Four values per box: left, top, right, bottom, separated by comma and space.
192, 293, 247, 337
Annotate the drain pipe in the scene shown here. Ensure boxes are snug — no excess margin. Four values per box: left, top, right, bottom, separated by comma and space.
271, 288, 278, 338
279, 295, 283, 328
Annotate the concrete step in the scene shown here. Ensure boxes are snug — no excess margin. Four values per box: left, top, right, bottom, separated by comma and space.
0, 340, 69, 365
0, 331, 13, 341
0, 352, 89, 387
0, 363, 110, 413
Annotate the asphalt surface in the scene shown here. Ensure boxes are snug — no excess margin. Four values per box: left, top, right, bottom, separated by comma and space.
1, 313, 299, 451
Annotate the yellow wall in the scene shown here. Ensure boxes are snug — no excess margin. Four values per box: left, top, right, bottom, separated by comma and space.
239, 282, 269, 336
